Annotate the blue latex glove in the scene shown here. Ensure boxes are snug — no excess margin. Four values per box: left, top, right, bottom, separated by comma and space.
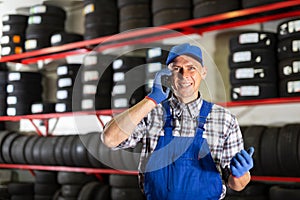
146, 68, 172, 104
230, 147, 254, 178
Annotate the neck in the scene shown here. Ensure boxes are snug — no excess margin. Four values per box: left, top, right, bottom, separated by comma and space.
176, 93, 199, 104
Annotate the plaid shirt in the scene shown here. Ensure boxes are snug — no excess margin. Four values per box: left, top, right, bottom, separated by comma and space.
114, 94, 244, 198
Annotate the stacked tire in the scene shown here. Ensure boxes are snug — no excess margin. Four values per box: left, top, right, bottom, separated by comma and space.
6, 72, 43, 116
193, 0, 240, 19
0, 72, 7, 116
55, 63, 81, 113
152, 0, 192, 26
277, 18, 300, 97
118, 0, 151, 32
50, 32, 83, 47
228, 32, 278, 101
83, 0, 118, 40
1, 14, 28, 56
25, 4, 66, 51
145, 47, 170, 93
81, 53, 114, 111
34, 171, 60, 200
7, 182, 34, 200
111, 55, 146, 109
241, 0, 284, 8
110, 174, 145, 200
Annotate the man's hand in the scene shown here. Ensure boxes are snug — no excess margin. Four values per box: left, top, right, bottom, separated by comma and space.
230, 147, 254, 178
146, 68, 172, 104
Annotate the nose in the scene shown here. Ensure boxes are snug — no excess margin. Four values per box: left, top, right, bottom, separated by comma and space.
179, 68, 189, 78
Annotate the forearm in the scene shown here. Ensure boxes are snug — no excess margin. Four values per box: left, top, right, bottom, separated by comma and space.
103, 98, 156, 148
227, 172, 251, 191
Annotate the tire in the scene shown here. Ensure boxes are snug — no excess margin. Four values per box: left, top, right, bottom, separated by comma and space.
27, 15, 64, 28
51, 32, 83, 46
82, 81, 112, 97
32, 137, 47, 165
11, 195, 34, 200
8, 182, 34, 195
57, 171, 97, 185
34, 170, 58, 184
54, 136, 68, 166
2, 24, 27, 35
7, 82, 43, 94
77, 182, 103, 200
278, 57, 300, 79
57, 64, 81, 77
34, 183, 60, 196
120, 4, 151, 21
278, 18, 300, 40
279, 77, 300, 97
7, 71, 42, 83
1, 45, 23, 56
153, 9, 191, 26
277, 124, 300, 176
2, 14, 28, 25
269, 186, 300, 200
118, 0, 150, 8
260, 127, 281, 176
84, 24, 118, 40
25, 37, 51, 52
1, 34, 25, 45
277, 35, 300, 60
84, 132, 105, 168
61, 185, 82, 197
0, 131, 13, 163
10, 135, 31, 164
94, 185, 110, 200
228, 49, 276, 68
119, 19, 151, 32
242, 0, 284, 9
193, 0, 240, 18
146, 47, 170, 63
243, 126, 266, 175
111, 188, 145, 200
109, 174, 139, 188
2, 133, 21, 164
231, 83, 278, 101
40, 137, 59, 165
31, 102, 56, 114
152, 0, 191, 14
24, 135, 39, 164
29, 4, 66, 20
71, 135, 90, 167
230, 65, 278, 85
62, 136, 76, 166
229, 32, 277, 52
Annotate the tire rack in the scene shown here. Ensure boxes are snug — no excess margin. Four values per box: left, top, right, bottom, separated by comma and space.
0, 0, 300, 182
0, 1, 300, 64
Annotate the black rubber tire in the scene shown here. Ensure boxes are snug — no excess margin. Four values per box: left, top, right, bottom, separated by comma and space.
53, 136, 67, 166
269, 186, 300, 200
2, 24, 27, 35
193, 0, 240, 18
51, 32, 83, 46
229, 32, 277, 52
57, 171, 97, 185
77, 182, 103, 200
260, 127, 281, 176
278, 18, 300, 40
61, 185, 82, 198
24, 135, 39, 164
242, 0, 284, 9
277, 124, 300, 176
85, 13, 118, 27
152, 0, 191, 14
27, 15, 64, 28
277, 34, 300, 60
34, 195, 54, 200
2, 14, 28, 25
153, 9, 191, 26
25, 37, 51, 52
7, 82, 43, 95
1, 34, 25, 45
146, 47, 170, 63
243, 126, 266, 175
228, 49, 276, 69
278, 57, 300, 79
84, 24, 118, 40
118, 0, 150, 8
7, 71, 42, 83
32, 137, 47, 165
120, 4, 151, 21
34, 183, 60, 196
83, 132, 105, 168
279, 77, 300, 97
111, 188, 145, 200
109, 148, 126, 170
25, 25, 63, 38
11, 135, 31, 164
82, 81, 112, 97
34, 170, 58, 184
109, 174, 139, 188
71, 135, 90, 167
94, 185, 110, 200
226, 182, 269, 197
231, 83, 278, 101
11, 195, 34, 200
62, 136, 76, 166
8, 182, 34, 195
31, 102, 56, 114
0, 131, 13, 163
30, 4, 66, 20
119, 19, 151, 32
230, 65, 278, 85
40, 137, 59, 165
2, 133, 21, 164
1, 45, 24, 56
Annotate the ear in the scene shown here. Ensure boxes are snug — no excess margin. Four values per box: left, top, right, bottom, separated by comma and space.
201, 66, 208, 79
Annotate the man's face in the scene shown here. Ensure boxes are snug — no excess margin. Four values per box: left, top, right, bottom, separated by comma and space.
168, 55, 207, 103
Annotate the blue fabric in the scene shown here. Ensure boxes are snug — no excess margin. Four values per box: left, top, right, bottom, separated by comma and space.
144, 100, 222, 200
166, 43, 203, 66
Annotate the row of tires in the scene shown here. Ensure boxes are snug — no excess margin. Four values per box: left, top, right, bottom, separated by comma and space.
0, 131, 141, 170
0, 171, 143, 200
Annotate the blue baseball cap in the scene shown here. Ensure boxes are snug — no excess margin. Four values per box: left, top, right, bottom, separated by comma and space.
166, 43, 203, 66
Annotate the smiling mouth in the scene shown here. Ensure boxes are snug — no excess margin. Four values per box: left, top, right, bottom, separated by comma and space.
178, 82, 192, 88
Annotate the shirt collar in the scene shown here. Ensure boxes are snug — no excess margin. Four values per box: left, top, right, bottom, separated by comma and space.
169, 93, 203, 119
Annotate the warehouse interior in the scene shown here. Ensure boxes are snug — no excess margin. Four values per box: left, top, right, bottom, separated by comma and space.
0, 0, 300, 199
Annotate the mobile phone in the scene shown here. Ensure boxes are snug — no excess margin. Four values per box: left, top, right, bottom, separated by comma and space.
161, 75, 171, 92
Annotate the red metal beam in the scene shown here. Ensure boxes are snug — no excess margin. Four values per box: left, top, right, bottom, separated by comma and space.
252, 176, 300, 183
0, 163, 138, 175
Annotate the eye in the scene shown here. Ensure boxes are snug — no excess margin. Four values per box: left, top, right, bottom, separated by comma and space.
188, 66, 196, 71
171, 66, 180, 72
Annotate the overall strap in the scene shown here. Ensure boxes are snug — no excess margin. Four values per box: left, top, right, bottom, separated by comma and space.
197, 100, 214, 130
162, 101, 172, 128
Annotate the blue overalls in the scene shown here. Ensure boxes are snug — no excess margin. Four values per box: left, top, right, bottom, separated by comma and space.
144, 100, 223, 200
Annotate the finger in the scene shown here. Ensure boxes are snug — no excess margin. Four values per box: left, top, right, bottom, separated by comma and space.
231, 155, 242, 168
236, 152, 248, 166
239, 150, 252, 165
247, 147, 255, 157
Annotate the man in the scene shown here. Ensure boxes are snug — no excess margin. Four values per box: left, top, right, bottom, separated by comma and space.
102, 43, 254, 199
